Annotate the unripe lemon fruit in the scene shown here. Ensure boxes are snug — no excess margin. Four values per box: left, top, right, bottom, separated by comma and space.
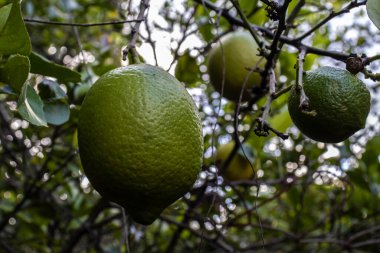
207, 30, 279, 102
288, 66, 371, 143
78, 64, 204, 225
215, 142, 254, 181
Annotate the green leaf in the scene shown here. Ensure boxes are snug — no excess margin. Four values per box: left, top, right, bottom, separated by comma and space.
37, 79, 67, 101
0, 3, 11, 31
92, 64, 117, 76
279, 51, 317, 81
0, 0, 12, 8
361, 136, 380, 184
0, 2, 31, 55
242, 0, 267, 26
195, 8, 214, 42
279, 51, 296, 80
29, 52, 81, 84
362, 136, 380, 163
35, 80, 70, 125
17, 83, 47, 126
73, 83, 91, 103
240, 0, 258, 15
175, 50, 199, 86
269, 105, 292, 133
43, 101, 70, 125
92, 48, 119, 76
0, 54, 30, 92
346, 169, 371, 192
367, 0, 380, 30
36, 80, 70, 125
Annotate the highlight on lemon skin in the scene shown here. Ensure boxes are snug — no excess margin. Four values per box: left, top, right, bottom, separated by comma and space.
77, 64, 204, 225
288, 66, 371, 144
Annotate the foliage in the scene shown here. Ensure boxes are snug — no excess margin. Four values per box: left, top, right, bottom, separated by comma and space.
0, 0, 380, 252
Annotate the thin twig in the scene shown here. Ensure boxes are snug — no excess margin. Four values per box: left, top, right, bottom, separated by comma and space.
251, 0, 291, 140
272, 84, 293, 99
286, 0, 305, 25
193, 0, 351, 62
296, 48, 314, 115
165, 184, 207, 253
363, 68, 380, 81
263, 69, 276, 120
23, 18, 144, 27
161, 215, 234, 253
363, 54, 380, 65
259, 0, 292, 91
142, 17, 158, 66
349, 225, 380, 242
167, 5, 199, 71
352, 238, 380, 248
122, 0, 150, 62
295, 0, 367, 41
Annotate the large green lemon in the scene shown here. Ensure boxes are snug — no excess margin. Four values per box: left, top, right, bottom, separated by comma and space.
78, 64, 203, 225
207, 30, 279, 102
288, 66, 371, 143
215, 141, 254, 181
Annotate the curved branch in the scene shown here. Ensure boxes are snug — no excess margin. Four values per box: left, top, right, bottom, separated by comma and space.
122, 0, 150, 62
193, 0, 351, 61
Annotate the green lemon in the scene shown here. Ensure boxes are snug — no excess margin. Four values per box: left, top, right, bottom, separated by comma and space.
288, 66, 371, 143
215, 141, 254, 181
207, 30, 279, 102
78, 64, 203, 225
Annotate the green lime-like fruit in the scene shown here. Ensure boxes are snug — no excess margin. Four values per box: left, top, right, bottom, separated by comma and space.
215, 142, 254, 181
78, 64, 203, 225
207, 30, 279, 102
288, 66, 371, 143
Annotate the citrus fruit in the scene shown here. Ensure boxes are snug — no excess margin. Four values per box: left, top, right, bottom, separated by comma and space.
288, 66, 371, 143
78, 64, 203, 225
207, 30, 279, 102
215, 141, 254, 181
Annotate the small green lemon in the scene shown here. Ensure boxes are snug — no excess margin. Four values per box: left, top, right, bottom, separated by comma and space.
207, 30, 279, 102
288, 66, 371, 143
78, 64, 203, 225
215, 141, 254, 181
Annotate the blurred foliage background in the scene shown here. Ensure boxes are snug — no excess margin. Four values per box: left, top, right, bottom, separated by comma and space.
1, 0, 380, 252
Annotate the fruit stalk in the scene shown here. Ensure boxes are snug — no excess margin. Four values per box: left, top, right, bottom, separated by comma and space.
296, 48, 312, 113
261, 69, 276, 124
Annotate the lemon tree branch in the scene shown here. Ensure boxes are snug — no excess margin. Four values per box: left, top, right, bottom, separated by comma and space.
193, 0, 351, 62
24, 18, 144, 27
252, 0, 291, 139
363, 68, 380, 81
363, 54, 380, 65
122, 0, 150, 62
296, 48, 314, 114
